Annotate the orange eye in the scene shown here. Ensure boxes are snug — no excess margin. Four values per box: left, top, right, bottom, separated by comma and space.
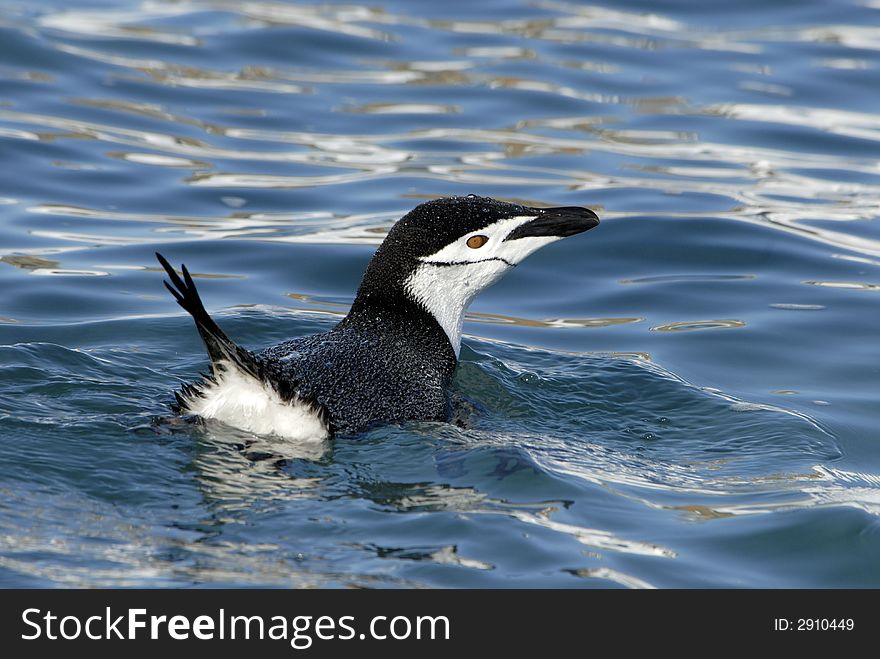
466, 235, 488, 249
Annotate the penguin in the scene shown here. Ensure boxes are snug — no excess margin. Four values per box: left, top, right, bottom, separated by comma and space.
157, 195, 599, 441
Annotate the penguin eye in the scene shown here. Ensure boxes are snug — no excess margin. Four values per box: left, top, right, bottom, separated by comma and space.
466, 235, 489, 249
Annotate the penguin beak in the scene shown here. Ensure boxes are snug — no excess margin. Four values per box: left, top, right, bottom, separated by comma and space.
503, 207, 600, 241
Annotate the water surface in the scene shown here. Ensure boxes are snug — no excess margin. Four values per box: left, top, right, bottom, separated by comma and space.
1, 0, 879, 588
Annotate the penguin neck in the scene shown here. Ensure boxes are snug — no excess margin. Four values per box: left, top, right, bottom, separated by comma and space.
340, 286, 459, 376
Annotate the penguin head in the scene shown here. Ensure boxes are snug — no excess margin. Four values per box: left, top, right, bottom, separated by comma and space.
351, 195, 599, 355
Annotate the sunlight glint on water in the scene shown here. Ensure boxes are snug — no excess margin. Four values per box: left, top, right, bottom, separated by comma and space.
0, 0, 879, 588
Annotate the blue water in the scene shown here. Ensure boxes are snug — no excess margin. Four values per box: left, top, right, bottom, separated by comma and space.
1, 0, 879, 588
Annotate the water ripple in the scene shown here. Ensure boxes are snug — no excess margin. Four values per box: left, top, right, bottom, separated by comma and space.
2, 0, 879, 588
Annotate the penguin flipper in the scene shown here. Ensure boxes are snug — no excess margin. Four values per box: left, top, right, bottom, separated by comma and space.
156, 252, 259, 377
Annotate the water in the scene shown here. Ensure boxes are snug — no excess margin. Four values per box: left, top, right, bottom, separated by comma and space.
1, 0, 879, 588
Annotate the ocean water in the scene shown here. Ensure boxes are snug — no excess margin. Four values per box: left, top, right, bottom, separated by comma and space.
1, 0, 879, 588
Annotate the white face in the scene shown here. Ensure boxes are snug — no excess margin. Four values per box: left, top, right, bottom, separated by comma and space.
404, 215, 563, 356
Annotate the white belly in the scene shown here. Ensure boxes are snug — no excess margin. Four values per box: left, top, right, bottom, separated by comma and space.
182, 362, 330, 442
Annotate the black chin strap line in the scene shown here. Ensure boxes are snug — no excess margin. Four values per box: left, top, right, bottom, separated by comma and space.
423, 256, 516, 268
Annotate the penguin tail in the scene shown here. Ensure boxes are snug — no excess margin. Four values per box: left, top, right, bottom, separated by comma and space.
156, 252, 259, 377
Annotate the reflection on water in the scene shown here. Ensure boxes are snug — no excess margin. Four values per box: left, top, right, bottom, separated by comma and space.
186, 406, 677, 569
769, 303, 825, 311
1, 254, 59, 271
1, 0, 880, 260
621, 274, 755, 285
802, 280, 880, 291
466, 312, 643, 329
651, 319, 746, 332
369, 544, 494, 571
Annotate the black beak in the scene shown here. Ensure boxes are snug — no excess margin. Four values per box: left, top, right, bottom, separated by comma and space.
503, 207, 600, 241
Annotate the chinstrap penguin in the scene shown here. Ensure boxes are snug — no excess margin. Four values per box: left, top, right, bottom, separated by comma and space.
156, 195, 599, 441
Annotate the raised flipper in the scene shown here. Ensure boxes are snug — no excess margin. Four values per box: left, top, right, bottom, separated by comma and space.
156, 252, 259, 377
